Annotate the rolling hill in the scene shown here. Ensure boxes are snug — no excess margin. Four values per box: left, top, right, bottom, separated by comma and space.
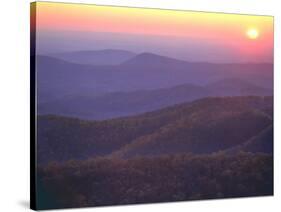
37, 96, 273, 164
38, 78, 272, 120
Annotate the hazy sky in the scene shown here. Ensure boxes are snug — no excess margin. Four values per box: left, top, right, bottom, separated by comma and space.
32, 2, 274, 63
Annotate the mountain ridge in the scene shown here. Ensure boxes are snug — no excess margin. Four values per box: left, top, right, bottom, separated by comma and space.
37, 96, 273, 164
37, 52, 273, 105
50, 49, 136, 65
38, 78, 272, 120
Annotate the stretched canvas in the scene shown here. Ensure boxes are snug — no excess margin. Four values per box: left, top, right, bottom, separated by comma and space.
30, 1, 274, 210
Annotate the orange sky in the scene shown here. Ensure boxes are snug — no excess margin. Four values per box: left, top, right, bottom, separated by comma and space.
31, 2, 274, 63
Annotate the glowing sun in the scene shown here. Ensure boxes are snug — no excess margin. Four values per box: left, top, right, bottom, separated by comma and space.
246, 28, 259, 39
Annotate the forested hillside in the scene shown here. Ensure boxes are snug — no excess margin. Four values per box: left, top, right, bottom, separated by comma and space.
38, 96, 273, 164
37, 152, 273, 209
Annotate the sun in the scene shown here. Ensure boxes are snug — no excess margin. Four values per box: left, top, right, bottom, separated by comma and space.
246, 28, 259, 40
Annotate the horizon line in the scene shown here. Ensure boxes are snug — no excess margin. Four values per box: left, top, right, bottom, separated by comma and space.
36, 49, 274, 65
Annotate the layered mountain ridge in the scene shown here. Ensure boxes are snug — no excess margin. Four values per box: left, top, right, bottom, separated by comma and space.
38, 96, 273, 164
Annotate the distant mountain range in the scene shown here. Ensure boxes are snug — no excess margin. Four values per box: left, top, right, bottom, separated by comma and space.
38, 78, 272, 120
51, 49, 136, 65
37, 51, 273, 104
37, 96, 273, 164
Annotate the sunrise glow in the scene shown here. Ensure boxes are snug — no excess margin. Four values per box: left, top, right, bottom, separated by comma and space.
31, 2, 274, 63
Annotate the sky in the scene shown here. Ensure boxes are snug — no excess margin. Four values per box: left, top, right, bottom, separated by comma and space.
31, 2, 274, 63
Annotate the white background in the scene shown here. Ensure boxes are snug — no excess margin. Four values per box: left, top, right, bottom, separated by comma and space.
0, 0, 280, 211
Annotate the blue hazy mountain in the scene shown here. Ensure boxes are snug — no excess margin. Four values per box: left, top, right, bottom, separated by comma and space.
38, 78, 272, 120
206, 78, 273, 96
51, 49, 136, 65
121, 52, 273, 88
37, 52, 273, 105
38, 84, 209, 120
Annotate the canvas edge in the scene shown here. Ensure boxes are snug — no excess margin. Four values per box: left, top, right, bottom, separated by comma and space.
30, 1, 37, 210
